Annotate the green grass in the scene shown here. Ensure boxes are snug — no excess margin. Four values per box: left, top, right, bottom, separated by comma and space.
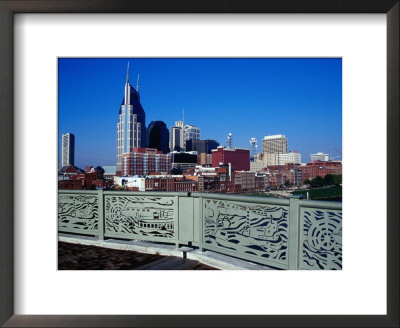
236, 192, 276, 197
292, 185, 342, 200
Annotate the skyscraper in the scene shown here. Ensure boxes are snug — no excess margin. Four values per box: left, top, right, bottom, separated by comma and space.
171, 121, 184, 152
147, 120, 169, 154
183, 124, 200, 143
61, 133, 75, 167
262, 134, 288, 166
116, 63, 146, 174
185, 139, 219, 154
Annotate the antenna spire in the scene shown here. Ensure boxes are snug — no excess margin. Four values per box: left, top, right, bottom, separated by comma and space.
126, 62, 130, 84
182, 108, 184, 123
136, 73, 140, 92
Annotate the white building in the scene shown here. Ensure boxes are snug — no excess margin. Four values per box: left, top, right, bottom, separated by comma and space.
61, 133, 75, 167
183, 124, 200, 142
310, 152, 329, 162
116, 63, 144, 173
102, 166, 117, 180
262, 134, 288, 166
250, 153, 265, 172
276, 151, 302, 165
250, 160, 265, 172
113, 176, 145, 191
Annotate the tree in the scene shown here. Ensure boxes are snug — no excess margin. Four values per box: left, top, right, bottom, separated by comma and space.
312, 176, 324, 188
332, 174, 342, 185
323, 174, 334, 186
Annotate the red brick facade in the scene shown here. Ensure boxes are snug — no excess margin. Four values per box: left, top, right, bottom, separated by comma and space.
211, 147, 250, 171
122, 148, 171, 176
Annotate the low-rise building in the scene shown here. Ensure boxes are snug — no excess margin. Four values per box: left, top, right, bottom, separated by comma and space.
113, 176, 146, 191
300, 161, 342, 182
310, 152, 330, 162
171, 151, 198, 172
276, 151, 302, 165
145, 175, 175, 192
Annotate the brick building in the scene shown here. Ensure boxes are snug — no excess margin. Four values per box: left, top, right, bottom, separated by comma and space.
145, 175, 175, 191
58, 165, 112, 190
121, 148, 171, 176
299, 161, 342, 182
175, 178, 198, 192
211, 146, 250, 171
197, 153, 212, 167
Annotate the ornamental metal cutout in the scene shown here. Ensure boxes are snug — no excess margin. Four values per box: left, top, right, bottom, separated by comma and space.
105, 195, 175, 239
299, 208, 342, 270
203, 199, 289, 265
58, 194, 99, 232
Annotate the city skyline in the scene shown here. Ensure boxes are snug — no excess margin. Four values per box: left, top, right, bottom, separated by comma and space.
58, 58, 342, 169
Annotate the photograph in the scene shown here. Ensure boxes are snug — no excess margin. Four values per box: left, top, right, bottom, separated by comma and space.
58, 58, 342, 271
1, 0, 397, 325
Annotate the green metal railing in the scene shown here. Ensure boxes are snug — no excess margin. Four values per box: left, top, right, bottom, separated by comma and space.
58, 190, 342, 270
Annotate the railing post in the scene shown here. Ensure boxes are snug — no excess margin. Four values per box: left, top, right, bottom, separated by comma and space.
199, 196, 204, 252
97, 189, 104, 241
288, 195, 303, 270
175, 195, 179, 249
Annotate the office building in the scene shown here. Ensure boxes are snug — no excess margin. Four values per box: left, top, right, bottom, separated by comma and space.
262, 134, 288, 166
116, 63, 146, 174
121, 148, 171, 177
147, 120, 169, 154
276, 151, 302, 165
61, 133, 75, 167
186, 139, 219, 154
183, 124, 200, 142
171, 151, 198, 171
171, 121, 184, 151
211, 146, 250, 171
310, 152, 330, 162
198, 153, 213, 166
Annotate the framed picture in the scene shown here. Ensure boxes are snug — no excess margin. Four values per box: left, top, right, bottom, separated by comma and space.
0, 0, 398, 327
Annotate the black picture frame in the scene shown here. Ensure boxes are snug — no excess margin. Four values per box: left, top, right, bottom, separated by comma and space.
0, 1, 398, 327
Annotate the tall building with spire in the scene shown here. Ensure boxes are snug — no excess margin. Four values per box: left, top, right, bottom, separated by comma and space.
116, 63, 146, 174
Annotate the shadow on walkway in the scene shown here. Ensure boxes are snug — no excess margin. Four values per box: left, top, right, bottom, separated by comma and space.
58, 242, 218, 270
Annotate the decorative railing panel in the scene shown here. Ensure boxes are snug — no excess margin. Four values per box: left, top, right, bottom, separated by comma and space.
203, 198, 289, 267
58, 192, 99, 234
58, 191, 342, 270
299, 207, 342, 270
104, 195, 176, 240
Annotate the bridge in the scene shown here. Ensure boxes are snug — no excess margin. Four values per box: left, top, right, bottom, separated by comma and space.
58, 190, 342, 270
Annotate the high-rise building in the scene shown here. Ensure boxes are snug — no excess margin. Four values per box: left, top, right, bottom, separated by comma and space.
183, 124, 200, 142
262, 134, 288, 166
147, 121, 169, 154
171, 121, 184, 151
116, 63, 146, 174
61, 133, 75, 167
185, 139, 219, 154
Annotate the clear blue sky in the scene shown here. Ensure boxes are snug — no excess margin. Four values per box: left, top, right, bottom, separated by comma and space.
58, 58, 342, 168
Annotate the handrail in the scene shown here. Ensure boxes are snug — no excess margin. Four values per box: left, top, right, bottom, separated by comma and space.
58, 190, 342, 270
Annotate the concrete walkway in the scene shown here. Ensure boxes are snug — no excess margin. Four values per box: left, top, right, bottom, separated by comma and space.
58, 233, 275, 270
136, 257, 200, 270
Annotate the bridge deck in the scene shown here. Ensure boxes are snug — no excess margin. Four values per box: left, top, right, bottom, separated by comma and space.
58, 241, 217, 270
